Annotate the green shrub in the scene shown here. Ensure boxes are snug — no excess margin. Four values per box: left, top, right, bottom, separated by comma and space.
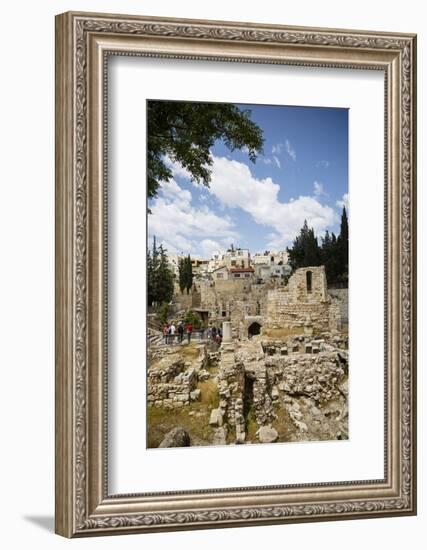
158, 302, 169, 325
184, 309, 202, 329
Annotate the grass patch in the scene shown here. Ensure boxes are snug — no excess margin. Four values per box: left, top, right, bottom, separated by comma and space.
245, 405, 258, 442
147, 403, 215, 448
198, 378, 219, 408
147, 378, 220, 448
271, 404, 298, 442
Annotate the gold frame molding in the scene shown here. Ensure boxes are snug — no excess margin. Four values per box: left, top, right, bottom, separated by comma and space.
55, 11, 417, 538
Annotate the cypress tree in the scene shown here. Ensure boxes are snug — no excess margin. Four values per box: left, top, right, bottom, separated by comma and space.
178, 256, 186, 294
185, 255, 193, 294
147, 236, 174, 306
336, 206, 349, 286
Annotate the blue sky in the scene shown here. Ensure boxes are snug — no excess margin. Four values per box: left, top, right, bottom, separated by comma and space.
148, 103, 348, 259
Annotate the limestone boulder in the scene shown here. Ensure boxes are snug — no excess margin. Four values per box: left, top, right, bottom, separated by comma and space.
209, 408, 223, 427
212, 427, 227, 445
158, 427, 191, 448
258, 426, 278, 443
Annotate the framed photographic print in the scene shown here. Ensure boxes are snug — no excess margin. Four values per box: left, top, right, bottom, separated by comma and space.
55, 11, 417, 537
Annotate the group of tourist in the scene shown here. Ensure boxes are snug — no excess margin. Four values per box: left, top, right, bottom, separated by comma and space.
206, 325, 222, 346
162, 322, 223, 346
163, 321, 193, 344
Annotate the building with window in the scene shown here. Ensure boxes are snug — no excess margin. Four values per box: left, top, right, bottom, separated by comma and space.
223, 244, 251, 269
212, 265, 230, 280
229, 267, 254, 279
252, 250, 289, 266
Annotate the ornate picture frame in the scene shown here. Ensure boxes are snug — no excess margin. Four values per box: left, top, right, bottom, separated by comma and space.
55, 11, 417, 537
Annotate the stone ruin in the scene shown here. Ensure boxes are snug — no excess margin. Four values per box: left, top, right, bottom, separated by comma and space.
206, 324, 348, 444
147, 356, 202, 409
148, 266, 349, 446
264, 266, 341, 334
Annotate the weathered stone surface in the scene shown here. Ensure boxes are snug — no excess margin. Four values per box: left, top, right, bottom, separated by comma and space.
209, 408, 223, 427
265, 267, 341, 334
198, 369, 210, 381
222, 321, 232, 342
212, 427, 227, 445
190, 389, 201, 401
159, 427, 191, 448
258, 426, 278, 443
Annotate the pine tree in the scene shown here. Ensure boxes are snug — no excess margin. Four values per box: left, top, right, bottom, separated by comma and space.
287, 220, 321, 271
321, 230, 339, 284
287, 209, 348, 287
336, 206, 349, 285
147, 236, 174, 306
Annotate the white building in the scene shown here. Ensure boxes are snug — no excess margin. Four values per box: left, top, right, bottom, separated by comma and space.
192, 258, 210, 278
223, 245, 251, 269
255, 263, 291, 280
252, 250, 289, 266
168, 254, 182, 277
252, 250, 290, 281
212, 265, 229, 280
229, 266, 255, 279
208, 251, 225, 273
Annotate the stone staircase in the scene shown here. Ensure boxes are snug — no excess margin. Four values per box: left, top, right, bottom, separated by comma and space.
147, 327, 164, 348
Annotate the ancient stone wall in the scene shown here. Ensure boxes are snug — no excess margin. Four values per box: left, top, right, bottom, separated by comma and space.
215, 336, 348, 443
217, 342, 245, 432
215, 278, 252, 294
265, 266, 341, 334
328, 288, 349, 325
171, 288, 201, 313
266, 293, 338, 333
287, 266, 328, 303
147, 356, 199, 409
264, 351, 348, 405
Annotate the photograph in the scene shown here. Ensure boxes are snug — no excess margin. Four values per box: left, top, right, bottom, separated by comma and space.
146, 100, 349, 448
53, 9, 416, 538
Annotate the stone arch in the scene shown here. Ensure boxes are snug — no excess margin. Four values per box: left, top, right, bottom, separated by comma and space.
248, 321, 261, 338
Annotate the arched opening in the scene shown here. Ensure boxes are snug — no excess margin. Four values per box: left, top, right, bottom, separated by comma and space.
306, 270, 312, 293
248, 322, 261, 338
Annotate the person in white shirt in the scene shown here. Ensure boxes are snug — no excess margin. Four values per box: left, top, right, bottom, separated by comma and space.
169, 323, 176, 343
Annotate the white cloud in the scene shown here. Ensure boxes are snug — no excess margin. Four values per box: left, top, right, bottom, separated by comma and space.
316, 160, 330, 169
208, 155, 337, 248
271, 140, 296, 164
313, 181, 326, 197
163, 156, 193, 181
148, 177, 239, 256
199, 239, 224, 258
336, 192, 349, 210
272, 143, 282, 155
285, 139, 297, 161
262, 157, 272, 165
153, 155, 338, 252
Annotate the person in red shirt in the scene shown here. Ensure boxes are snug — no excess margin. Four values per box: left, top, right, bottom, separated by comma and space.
186, 322, 193, 343
163, 324, 169, 344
